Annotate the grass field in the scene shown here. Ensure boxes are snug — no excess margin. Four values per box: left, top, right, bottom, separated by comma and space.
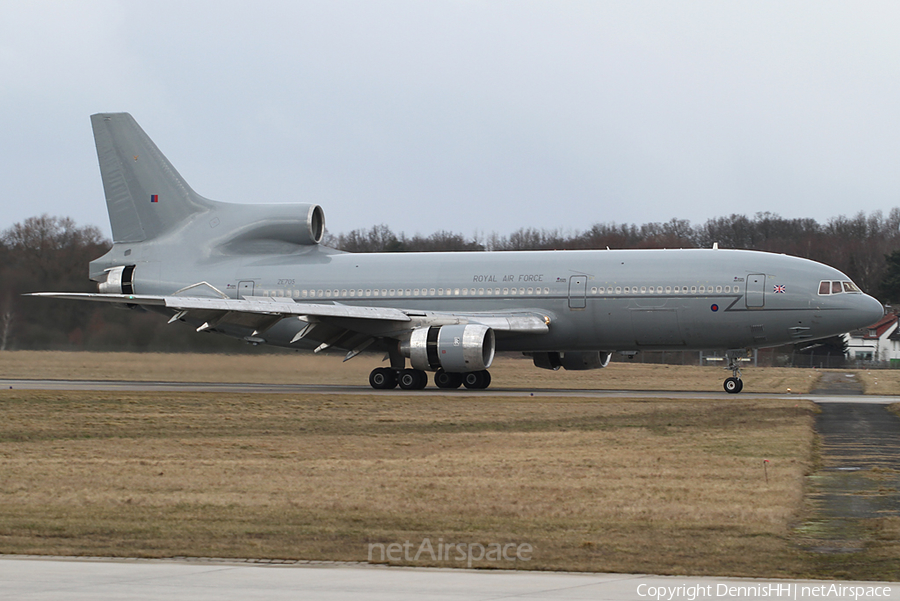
0, 352, 898, 579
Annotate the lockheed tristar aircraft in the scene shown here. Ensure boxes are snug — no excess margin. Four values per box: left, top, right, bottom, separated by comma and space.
34, 113, 885, 393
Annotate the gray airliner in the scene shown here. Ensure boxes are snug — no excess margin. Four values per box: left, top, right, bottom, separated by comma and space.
34, 113, 885, 393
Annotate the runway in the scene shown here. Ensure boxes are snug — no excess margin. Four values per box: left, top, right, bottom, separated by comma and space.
0, 556, 896, 601
2, 378, 897, 404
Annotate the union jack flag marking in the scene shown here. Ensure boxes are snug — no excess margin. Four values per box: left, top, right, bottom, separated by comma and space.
773, 284, 786, 294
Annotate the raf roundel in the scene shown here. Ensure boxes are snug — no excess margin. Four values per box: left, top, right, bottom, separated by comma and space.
710, 304, 719, 312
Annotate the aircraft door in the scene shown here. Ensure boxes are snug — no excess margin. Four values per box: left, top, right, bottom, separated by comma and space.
746, 274, 765, 308
568, 275, 587, 309
238, 280, 255, 299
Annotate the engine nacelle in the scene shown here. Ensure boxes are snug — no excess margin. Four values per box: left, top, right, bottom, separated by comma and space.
404, 325, 495, 372
98, 265, 136, 294
219, 203, 326, 252
533, 351, 612, 371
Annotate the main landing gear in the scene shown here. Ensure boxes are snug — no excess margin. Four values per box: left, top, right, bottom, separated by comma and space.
723, 352, 744, 394
368, 367, 492, 390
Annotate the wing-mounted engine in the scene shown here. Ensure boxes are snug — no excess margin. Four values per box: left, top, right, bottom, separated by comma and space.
402, 325, 495, 373
532, 351, 612, 370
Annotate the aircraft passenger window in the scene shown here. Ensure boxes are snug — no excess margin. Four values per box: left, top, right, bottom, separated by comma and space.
405, 289, 411, 296
591, 287, 597, 294
479, 288, 485, 295
597, 287, 604, 294
700, 286, 705, 293
430, 288, 436, 295
715, 286, 721, 293
502, 288, 509, 295
691, 286, 696, 293
372, 289, 379, 297
724, 286, 730, 293
365, 289, 371, 297
832, 281, 842, 294
389, 289, 395, 296
673, 287, 679, 294
349, 290, 356, 297
324, 290, 331, 297
527, 287, 534, 294
316, 290, 323, 297
413, 289, 419, 296
454, 289, 460, 295
615, 287, 621, 294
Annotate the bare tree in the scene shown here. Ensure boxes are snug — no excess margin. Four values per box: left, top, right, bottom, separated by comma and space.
0, 297, 12, 351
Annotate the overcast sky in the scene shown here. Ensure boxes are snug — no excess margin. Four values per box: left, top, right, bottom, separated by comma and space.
2, 1, 900, 241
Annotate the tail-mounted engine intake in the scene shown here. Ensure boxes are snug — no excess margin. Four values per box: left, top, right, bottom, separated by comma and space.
403, 325, 495, 373
532, 351, 612, 371
98, 265, 136, 294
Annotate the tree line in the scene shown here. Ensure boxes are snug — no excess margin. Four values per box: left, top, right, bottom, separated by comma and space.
4, 210, 900, 352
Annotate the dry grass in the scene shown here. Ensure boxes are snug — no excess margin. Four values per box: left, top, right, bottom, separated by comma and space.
856, 370, 900, 395
0, 387, 882, 579
0, 352, 897, 578
0, 351, 826, 394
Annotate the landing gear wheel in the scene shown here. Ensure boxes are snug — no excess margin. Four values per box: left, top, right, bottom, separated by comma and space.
369, 367, 398, 390
434, 369, 463, 389
398, 368, 428, 390
463, 370, 492, 390
724, 377, 743, 394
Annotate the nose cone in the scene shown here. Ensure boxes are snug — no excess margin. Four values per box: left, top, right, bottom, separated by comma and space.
858, 294, 886, 328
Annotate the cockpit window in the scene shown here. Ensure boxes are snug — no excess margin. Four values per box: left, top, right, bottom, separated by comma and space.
819, 280, 861, 295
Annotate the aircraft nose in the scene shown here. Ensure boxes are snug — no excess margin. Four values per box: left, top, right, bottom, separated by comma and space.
858, 294, 885, 327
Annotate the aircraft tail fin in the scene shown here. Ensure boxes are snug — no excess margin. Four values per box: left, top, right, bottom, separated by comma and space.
91, 113, 214, 243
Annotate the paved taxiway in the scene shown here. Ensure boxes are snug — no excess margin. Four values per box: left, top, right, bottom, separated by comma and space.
2, 378, 897, 403
1, 556, 896, 601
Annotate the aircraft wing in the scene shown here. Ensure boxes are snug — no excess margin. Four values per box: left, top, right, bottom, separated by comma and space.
28, 293, 551, 347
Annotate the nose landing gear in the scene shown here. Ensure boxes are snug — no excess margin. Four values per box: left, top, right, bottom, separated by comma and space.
723, 351, 745, 394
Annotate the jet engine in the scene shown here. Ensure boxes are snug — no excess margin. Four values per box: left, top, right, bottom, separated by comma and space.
98, 265, 136, 294
532, 351, 612, 371
235, 203, 325, 246
403, 325, 495, 373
